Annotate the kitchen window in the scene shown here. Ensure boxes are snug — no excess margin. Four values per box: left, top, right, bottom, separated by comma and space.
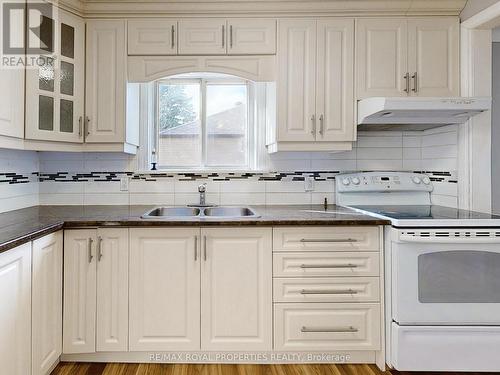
151, 74, 260, 170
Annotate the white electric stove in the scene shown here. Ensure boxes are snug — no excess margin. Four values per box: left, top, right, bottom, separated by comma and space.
336, 172, 500, 372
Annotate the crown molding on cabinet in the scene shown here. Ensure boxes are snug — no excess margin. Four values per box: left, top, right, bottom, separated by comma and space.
47, 0, 86, 16
56, 0, 466, 18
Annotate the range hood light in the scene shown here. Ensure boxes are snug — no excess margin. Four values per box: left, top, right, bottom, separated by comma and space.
380, 111, 393, 117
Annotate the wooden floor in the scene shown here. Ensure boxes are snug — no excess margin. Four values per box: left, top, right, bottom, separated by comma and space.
50, 363, 500, 375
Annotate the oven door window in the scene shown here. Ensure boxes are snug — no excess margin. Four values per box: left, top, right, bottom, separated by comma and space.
418, 250, 500, 303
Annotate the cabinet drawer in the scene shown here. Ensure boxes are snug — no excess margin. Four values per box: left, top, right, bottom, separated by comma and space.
273, 277, 380, 303
273, 226, 379, 252
273, 252, 380, 277
274, 303, 381, 351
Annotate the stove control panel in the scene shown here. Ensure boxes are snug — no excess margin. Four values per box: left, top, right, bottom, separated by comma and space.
336, 172, 433, 193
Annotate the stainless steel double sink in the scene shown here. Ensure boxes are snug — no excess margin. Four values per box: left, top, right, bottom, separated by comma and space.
141, 206, 260, 219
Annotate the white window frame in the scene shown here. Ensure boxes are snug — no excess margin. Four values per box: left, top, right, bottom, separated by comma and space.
152, 76, 257, 171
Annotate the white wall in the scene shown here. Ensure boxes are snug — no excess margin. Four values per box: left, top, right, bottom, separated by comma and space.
492, 42, 500, 214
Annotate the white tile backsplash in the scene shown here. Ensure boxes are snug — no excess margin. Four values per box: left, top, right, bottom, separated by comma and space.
0, 149, 39, 213
0, 127, 461, 211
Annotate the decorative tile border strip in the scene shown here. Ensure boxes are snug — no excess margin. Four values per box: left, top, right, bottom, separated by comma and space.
0, 172, 37, 184
0, 170, 459, 184
35, 170, 458, 183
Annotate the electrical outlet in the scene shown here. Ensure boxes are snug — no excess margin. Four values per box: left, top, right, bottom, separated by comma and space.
305, 177, 315, 192
120, 176, 129, 191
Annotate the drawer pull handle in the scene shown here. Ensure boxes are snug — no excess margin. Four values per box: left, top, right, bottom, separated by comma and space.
300, 264, 358, 269
300, 289, 358, 295
301, 326, 358, 333
299, 238, 357, 243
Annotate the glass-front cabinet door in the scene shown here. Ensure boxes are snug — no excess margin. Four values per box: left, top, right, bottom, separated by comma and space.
26, 9, 84, 143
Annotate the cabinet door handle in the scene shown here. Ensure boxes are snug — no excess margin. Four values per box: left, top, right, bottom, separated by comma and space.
85, 116, 90, 137
229, 25, 233, 48
300, 263, 358, 269
78, 116, 83, 137
97, 236, 103, 261
300, 289, 358, 295
403, 72, 410, 93
222, 25, 225, 48
319, 114, 324, 136
88, 238, 94, 263
411, 72, 418, 93
171, 25, 175, 48
310, 115, 316, 135
301, 326, 358, 333
299, 238, 357, 243
194, 236, 198, 261
203, 236, 207, 261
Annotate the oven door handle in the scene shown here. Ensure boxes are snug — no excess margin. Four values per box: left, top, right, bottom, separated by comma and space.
398, 234, 500, 244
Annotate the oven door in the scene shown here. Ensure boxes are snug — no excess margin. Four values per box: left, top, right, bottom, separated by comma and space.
392, 229, 500, 325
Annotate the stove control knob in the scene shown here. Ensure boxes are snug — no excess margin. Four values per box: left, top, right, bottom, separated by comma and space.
412, 176, 421, 184
342, 178, 350, 186
352, 177, 361, 185
422, 176, 431, 185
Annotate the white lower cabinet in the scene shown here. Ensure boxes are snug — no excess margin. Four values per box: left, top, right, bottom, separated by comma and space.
129, 227, 273, 352
63, 228, 128, 354
32, 232, 63, 375
96, 229, 129, 352
272, 226, 383, 359
201, 228, 272, 351
0, 243, 31, 375
129, 228, 201, 351
274, 303, 381, 351
57, 225, 382, 362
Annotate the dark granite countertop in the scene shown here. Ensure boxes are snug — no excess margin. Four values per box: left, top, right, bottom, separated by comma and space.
0, 205, 389, 254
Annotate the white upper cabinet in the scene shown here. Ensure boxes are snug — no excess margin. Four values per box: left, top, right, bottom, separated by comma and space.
129, 228, 201, 351
0, 243, 31, 375
227, 19, 276, 55
128, 19, 177, 55
407, 18, 459, 97
129, 18, 276, 56
271, 18, 355, 151
85, 20, 127, 143
178, 19, 227, 55
32, 232, 63, 375
0, 67, 24, 139
0, 0, 23, 139
316, 18, 354, 142
201, 228, 272, 351
26, 9, 85, 142
276, 19, 317, 142
356, 18, 408, 99
356, 17, 459, 99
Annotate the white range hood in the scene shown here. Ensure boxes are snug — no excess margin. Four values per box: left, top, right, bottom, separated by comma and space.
357, 97, 491, 131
